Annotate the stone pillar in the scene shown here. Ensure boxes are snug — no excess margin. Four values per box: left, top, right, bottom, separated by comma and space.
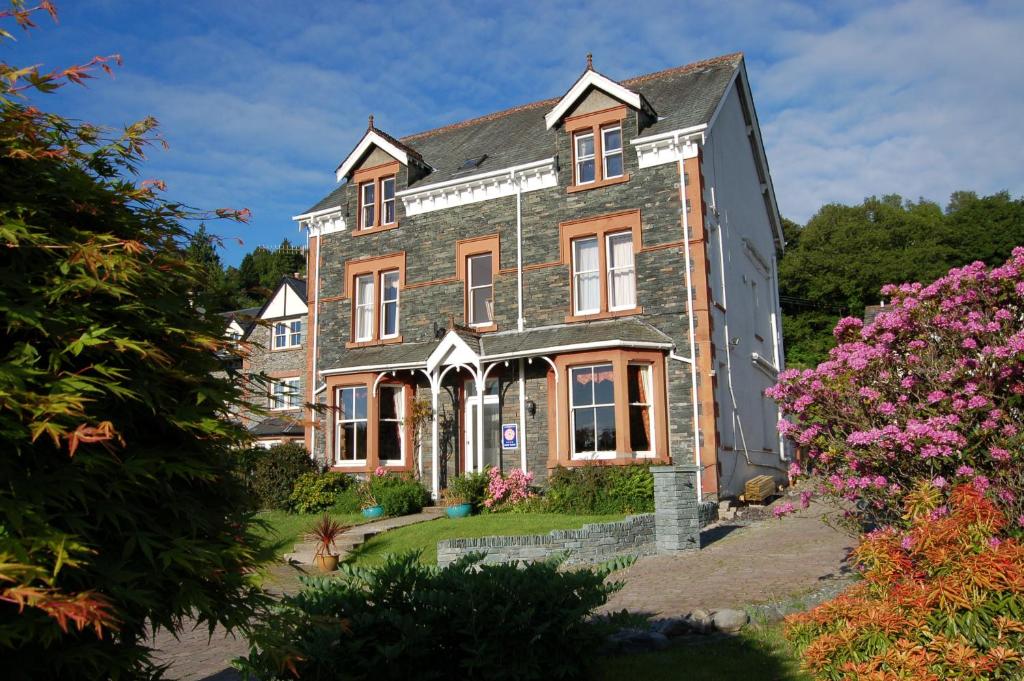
651, 465, 701, 554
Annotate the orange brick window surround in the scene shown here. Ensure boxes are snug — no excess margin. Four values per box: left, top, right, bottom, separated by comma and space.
324, 372, 414, 474
565, 105, 630, 192
559, 209, 643, 322
354, 161, 400, 235
456, 235, 500, 332
344, 252, 405, 348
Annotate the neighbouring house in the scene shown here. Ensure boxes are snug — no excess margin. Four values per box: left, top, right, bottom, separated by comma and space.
293, 52, 787, 500
217, 277, 309, 448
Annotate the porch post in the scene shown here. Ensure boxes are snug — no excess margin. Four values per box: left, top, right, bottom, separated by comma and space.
475, 364, 485, 472
430, 373, 440, 500
518, 358, 527, 473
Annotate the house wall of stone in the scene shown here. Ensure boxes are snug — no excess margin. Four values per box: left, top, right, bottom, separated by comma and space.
239, 316, 307, 435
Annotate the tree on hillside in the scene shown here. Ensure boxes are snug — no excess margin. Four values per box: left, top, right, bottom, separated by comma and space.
219, 238, 306, 311
779, 192, 1024, 366
184, 223, 238, 312
0, 5, 270, 678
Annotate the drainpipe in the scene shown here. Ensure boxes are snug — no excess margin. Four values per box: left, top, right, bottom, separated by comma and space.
513, 169, 525, 332
309, 228, 321, 463
676, 132, 703, 502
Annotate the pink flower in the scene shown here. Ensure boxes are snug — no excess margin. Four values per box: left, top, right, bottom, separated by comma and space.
374, 466, 387, 477
800, 491, 813, 508
772, 502, 796, 518
990, 447, 1011, 461
900, 535, 914, 551
931, 476, 948, 489
972, 475, 990, 493
988, 537, 1002, 549
956, 465, 974, 477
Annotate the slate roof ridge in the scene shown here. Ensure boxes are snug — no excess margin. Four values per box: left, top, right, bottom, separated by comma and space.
400, 51, 743, 144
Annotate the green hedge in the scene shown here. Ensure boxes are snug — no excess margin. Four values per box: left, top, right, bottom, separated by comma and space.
545, 464, 654, 514
367, 473, 431, 517
236, 443, 316, 510
238, 552, 622, 680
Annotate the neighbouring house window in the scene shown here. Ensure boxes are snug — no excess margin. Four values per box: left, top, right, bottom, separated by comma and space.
606, 232, 636, 310
602, 126, 623, 179
360, 182, 375, 229
574, 132, 596, 184
378, 385, 404, 463
273, 320, 302, 349
354, 274, 375, 341
382, 177, 396, 225
572, 237, 600, 315
627, 364, 652, 453
467, 253, 494, 326
336, 386, 368, 463
570, 364, 617, 458
270, 377, 301, 410
380, 270, 400, 338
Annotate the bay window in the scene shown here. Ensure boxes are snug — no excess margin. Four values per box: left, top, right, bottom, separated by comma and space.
335, 386, 368, 463
378, 385, 404, 463
570, 364, 617, 458
627, 364, 653, 454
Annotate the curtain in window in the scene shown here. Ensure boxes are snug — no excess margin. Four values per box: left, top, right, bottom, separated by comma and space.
627, 365, 651, 452
379, 386, 403, 461
608, 234, 636, 309
355, 276, 374, 340
573, 238, 600, 312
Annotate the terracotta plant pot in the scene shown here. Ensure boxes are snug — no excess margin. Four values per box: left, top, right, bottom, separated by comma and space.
446, 503, 473, 519
362, 505, 384, 519
314, 553, 339, 572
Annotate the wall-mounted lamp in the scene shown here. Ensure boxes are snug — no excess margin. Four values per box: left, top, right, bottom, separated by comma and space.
525, 399, 537, 417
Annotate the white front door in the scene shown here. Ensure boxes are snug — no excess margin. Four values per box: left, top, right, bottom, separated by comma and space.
464, 379, 501, 472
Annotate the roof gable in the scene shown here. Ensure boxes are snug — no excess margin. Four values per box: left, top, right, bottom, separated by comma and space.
544, 68, 643, 130
335, 116, 426, 182
255, 277, 308, 322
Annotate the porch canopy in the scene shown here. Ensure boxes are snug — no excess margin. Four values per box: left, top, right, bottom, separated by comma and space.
318, 318, 673, 497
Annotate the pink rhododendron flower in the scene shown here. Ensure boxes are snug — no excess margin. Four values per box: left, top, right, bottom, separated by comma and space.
990, 447, 1011, 461
772, 502, 795, 518
956, 465, 974, 477
931, 476, 948, 489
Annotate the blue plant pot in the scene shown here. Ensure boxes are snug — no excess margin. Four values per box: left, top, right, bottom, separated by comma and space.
362, 505, 384, 519
446, 503, 473, 519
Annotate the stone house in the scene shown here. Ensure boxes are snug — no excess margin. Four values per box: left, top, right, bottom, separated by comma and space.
219, 277, 309, 448
293, 52, 787, 500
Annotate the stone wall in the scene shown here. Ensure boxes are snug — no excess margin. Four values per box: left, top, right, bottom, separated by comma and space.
652, 464, 702, 554
436, 514, 656, 567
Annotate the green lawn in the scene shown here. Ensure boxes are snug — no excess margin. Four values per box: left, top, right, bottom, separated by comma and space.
347, 512, 626, 566
598, 624, 808, 680
254, 509, 366, 558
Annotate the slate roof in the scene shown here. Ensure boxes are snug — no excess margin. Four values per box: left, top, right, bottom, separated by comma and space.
250, 415, 304, 437
302, 53, 743, 213
480, 318, 673, 357
325, 340, 440, 371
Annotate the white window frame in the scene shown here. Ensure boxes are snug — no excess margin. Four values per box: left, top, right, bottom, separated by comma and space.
270, 376, 301, 411
601, 125, 624, 179
569, 363, 617, 460
627, 363, 654, 457
467, 253, 494, 327
381, 176, 396, 225
380, 270, 400, 339
273, 318, 303, 349
606, 231, 636, 311
572, 236, 601, 316
354, 274, 375, 342
377, 384, 405, 465
335, 386, 368, 465
574, 131, 596, 185
360, 181, 375, 229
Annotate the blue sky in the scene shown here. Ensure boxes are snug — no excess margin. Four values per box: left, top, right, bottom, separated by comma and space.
10, 0, 1024, 265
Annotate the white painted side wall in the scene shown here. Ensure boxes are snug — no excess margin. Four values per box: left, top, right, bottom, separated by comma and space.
261, 284, 308, 320
702, 84, 788, 498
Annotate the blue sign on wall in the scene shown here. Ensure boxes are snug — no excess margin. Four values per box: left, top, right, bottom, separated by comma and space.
501, 423, 518, 450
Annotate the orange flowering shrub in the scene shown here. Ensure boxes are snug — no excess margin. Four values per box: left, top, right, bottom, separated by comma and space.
786, 484, 1024, 680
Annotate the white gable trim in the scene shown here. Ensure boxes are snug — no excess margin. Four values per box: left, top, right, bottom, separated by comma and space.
426, 331, 480, 374
293, 206, 347, 237
260, 283, 308, 320
630, 126, 705, 169
335, 130, 410, 182
544, 71, 643, 130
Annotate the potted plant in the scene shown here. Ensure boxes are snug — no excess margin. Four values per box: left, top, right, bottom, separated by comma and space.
308, 513, 348, 572
442, 488, 472, 518
359, 469, 385, 519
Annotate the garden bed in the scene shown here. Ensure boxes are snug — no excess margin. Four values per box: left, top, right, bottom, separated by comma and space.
347, 513, 627, 566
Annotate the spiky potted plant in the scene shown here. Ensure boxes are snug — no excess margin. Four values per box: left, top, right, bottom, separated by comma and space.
308, 513, 348, 572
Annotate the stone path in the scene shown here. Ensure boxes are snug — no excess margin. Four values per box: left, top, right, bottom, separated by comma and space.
601, 500, 855, 618
284, 506, 444, 565
150, 502, 852, 680
149, 509, 444, 680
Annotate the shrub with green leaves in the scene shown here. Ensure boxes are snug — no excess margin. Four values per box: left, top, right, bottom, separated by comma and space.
445, 470, 489, 509
369, 473, 431, 517
288, 471, 352, 514
332, 486, 363, 514
238, 552, 623, 680
545, 464, 654, 514
0, 9, 269, 678
244, 443, 316, 510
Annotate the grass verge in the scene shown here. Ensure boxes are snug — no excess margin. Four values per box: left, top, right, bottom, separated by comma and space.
347, 512, 626, 566
255, 509, 366, 558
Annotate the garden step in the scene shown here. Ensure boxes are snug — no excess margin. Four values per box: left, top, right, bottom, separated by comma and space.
284, 508, 445, 565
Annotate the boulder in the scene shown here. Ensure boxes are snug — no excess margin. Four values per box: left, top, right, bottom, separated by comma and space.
711, 608, 749, 633
607, 628, 671, 654
683, 608, 715, 634
650, 617, 692, 638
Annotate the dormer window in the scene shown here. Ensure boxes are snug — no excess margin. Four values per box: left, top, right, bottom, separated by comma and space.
566, 107, 630, 192
358, 174, 396, 231
360, 182, 375, 228
382, 177, 396, 224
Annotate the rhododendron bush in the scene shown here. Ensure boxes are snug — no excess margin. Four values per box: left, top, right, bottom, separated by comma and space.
786, 485, 1024, 680
769, 250, 1024, 528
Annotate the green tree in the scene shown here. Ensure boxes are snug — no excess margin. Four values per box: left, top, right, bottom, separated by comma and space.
0, 6, 270, 678
233, 239, 305, 308
184, 223, 239, 312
